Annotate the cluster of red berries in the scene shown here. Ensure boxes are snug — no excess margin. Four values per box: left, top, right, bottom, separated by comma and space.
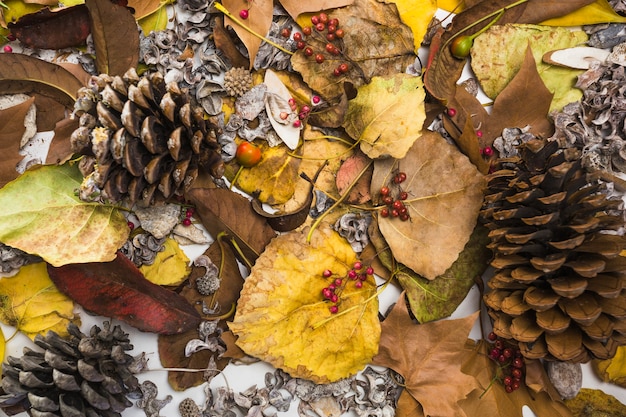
378, 171, 410, 221
487, 332, 525, 393
180, 206, 195, 227
284, 97, 310, 128
321, 261, 374, 314
281, 13, 349, 77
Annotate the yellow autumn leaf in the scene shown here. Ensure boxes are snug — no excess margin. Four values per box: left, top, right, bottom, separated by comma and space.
140, 237, 191, 286
0, 326, 4, 372
380, 0, 437, 51
343, 73, 426, 159
0, 263, 78, 339
541, 0, 626, 26
437, 0, 464, 12
229, 226, 380, 383
592, 345, 626, 388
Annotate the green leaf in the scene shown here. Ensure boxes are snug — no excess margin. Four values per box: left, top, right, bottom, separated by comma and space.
0, 164, 129, 266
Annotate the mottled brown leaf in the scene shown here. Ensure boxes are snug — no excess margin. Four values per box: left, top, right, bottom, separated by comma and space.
158, 240, 244, 390
0, 97, 34, 187
187, 187, 276, 265
48, 252, 202, 334
86, 0, 139, 76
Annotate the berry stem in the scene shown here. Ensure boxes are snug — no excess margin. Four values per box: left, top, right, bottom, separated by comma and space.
214, 3, 294, 56
306, 159, 373, 243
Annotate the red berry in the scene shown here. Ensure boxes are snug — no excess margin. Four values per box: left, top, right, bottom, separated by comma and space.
3, 45, 12, 53
127, 221, 135, 230
488, 332, 497, 341
380, 208, 389, 217
394, 172, 407, 184
280, 28, 291, 38
353, 261, 363, 270
476, 130, 483, 138
330, 46, 340, 55
392, 200, 404, 210
329, 305, 339, 314
328, 284, 336, 291
301, 105, 311, 114
334, 278, 343, 286
293, 32, 303, 41
482, 146, 494, 157
399, 191, 408, 200
318, 12, 328, 23
333, 68, 342, 77
327, 24, 336, 34
503, 376, 513, 386
391, 209, 399, 217
312, 95, 321, 104
511, 368, 523, 379
498, 354, 507, 364
366, 267, 374, 275
335, 28, 345, 38
239, 9, 249, 19
348, 270, 357, 279
503, 348, 513, 359
505, 385, 514, 393
296, 41, 306, 49
512, 357, 524, 369
355, 281, 363, 288
322, 288, 332, 299
325, 43, 335, 53
326, 33, 336, 41
311, 15, 320, 25
382, 196, 394, 206
400, 213, 410, 221
330, 294, 339, 303
6, 33, 16, 41
323, 269, 332, 278
185, 208, 194, 218
315, 22, 325, 31
494, 340, 504, 350
304, 47, 313, 56
329, 18, 339, 27
315, 53, 325, 63
511, 380, 521, 390
490, 348, 501, 360
293, 119, 302, 128
302, 26, 312, 36
446, 107, 457, 117
398, 207, 408, 216
182, 218, 192, 226
339, 62, 349, 73
380, 186, 390, 196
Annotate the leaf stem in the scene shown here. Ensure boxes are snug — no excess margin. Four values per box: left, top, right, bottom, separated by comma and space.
306, 160, 373, 243
214, 2, 294, 56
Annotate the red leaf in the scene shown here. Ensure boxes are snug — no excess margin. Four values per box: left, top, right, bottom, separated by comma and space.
9, 5, 91, 50
47, 252, 201, 334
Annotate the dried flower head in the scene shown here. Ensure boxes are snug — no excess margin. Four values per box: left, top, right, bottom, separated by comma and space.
179, 398, 201, 417
224, 67, 253, 97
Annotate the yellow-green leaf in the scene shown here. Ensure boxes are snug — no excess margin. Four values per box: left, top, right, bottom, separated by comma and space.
343, 73, 426, 159
0, 164, 129, 266
541, 0, 626, 26
379, 0, 437, 51
140, 238, 191, 286
0, 263, 78, 339
229, 226, 380, 383
471, 24, 588, 112
138, 5, 170, 34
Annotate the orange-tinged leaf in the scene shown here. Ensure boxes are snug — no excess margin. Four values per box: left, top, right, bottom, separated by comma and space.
0, 164, 129, 267
371, 131, 485, 279
343, 74, 426, 159
372, 293, 480, 417
229, 226, 380, 383
0, 263, 78, 339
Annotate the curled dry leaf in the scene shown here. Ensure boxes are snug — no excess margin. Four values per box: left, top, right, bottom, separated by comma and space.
8, 4, 91, 49
0, 54, 84, 108
592, 345, 626, 388
371, 131, 485, 280
186, 187, 276, 264
0, 96, 35, 187
86, 0, 139, 76
0, 164, 129, 266
48, 252, 202, 334
0, 262, 78, 339
158, 240, 245, 390
229, 226, 380, 383
372, 293, 480, 417
342, 73, 426, 159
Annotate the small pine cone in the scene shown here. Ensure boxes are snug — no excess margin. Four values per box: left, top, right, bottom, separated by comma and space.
71, 68, 224, 206
0, 322, 140, 417
223, 67, 253, 97
481, 139, 626, 363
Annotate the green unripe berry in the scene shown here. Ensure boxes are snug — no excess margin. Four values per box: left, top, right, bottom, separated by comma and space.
450, 35, 473, 59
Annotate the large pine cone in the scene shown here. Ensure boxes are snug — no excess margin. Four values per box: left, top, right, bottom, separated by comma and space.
71, 68, 224, 206
0, 322, 140, 417
481, 139, 626, 362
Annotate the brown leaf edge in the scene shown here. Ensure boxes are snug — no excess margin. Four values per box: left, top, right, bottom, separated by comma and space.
48, 252, 202, 335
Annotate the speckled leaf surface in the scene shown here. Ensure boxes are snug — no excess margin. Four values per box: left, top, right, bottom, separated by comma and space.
343, 74, 426, 159
0, 164, 129, 266
229, 226, 380, 383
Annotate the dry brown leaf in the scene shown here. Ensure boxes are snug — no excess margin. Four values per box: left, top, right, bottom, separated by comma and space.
371, 131, 485, 279
0, 97, 34, 187
372, 293, 480, 417
229, 226, 380, 383
46, 117, 78, 165
86, 0, 139, 76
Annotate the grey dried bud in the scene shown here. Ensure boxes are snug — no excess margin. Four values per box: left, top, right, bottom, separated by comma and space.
223, 67, 253, 97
